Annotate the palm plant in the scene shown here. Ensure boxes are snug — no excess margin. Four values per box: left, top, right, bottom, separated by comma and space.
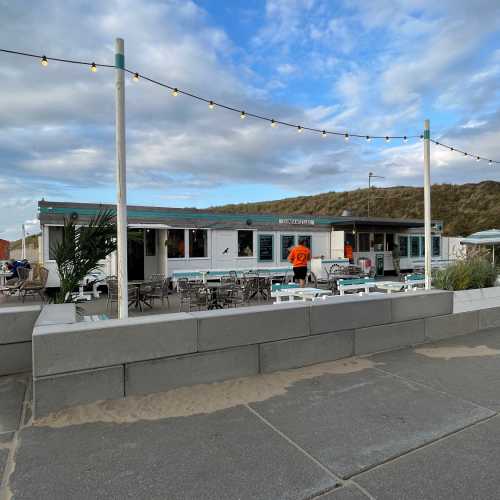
51, 210, 117, 303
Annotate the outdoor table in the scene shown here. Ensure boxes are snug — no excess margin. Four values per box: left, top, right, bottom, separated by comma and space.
129, 281, 153, 311
204, 282, 233, 309
272, 287, 333, 303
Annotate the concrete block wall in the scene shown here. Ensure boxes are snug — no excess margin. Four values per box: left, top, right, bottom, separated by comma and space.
32, 290, 474, 418
0, 305, 41, 375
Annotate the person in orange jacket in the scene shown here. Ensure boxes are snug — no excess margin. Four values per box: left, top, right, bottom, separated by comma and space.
288, 239, 311, 288
344, 242, 353, 263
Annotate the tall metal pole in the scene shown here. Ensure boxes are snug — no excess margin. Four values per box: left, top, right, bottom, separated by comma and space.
21, 224, 26, 260
115, 38, 128, 318
367, 172, 371, 216
423, 119, 432, 290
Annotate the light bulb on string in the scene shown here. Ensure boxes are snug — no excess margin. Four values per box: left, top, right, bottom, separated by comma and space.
489, 160, 493, 166
464, 152, 468, 156
240, 111, 246, 119
420, 135, 423, 141
344, 133, 349, 142
385, 136, 390, 143
171, 88, 179, 96
208, 100, 215, 109
133, 72, 139, 82
476, 156, 480, 162
321, 130, 327, 138
271, 119, 277, 128
436, 142, 440, 146
366, 136, 371, 142
41, 55, 48, 67
403, 136, 408, 143
297, 126, 303, 133
90, 62, 97, 73
451, 147, 454, 151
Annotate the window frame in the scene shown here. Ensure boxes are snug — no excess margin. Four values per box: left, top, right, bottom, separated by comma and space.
257, 233, 274, 262
167, 228, 186, 260
298, 234, 312, 254
432, 235, 441, 257
47, 225, 65, 261
358, 232, 371, 252
280, 234, 296, 262
188, 228, 209, 259
410, 235, 420, 258
398, 235, 409, 257
237, 229, 255, 258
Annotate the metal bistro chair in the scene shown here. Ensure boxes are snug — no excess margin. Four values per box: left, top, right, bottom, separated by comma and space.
186, 282, 209, 311
20, 266, 49, 302
222, 280, 253, 308
4, 266, 31, 299
177, 278, 190, 312
106, 278, 119, 310
146, 277, 171, 308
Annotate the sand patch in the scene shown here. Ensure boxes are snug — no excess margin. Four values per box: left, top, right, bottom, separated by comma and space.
415, 345, 500, 360
35, 357, 377, 428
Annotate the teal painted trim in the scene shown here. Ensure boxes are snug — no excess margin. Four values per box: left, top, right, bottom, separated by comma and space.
258, 234, 274, 263
338, 278, 375, 285
423, 130, 430, 139
115, 53, 124, 69
39, 206, 333, 225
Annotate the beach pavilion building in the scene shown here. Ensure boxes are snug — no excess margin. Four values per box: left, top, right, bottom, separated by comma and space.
37, 200, 460, 287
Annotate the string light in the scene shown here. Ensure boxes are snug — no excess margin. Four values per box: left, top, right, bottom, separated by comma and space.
2, 47, 498, 164
430, 140, 499, 166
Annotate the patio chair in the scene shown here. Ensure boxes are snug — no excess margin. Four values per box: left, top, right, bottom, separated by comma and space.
3, 267, 30, 299
180, 282, 209, 312
106, 278, 119, 310
20, 266, 49, 302
222, 280, 253, 308
145, 278, 171, 308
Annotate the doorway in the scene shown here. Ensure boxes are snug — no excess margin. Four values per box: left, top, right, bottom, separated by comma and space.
127, 229, 144, 281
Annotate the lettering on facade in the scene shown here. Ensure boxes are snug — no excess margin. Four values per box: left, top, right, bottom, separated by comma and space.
278, 218, 315, 225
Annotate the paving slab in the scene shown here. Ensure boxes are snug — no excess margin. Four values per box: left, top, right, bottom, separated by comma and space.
355, 416, 500, 500
0, 375, 26, 433
0, 431, 15, 444
370, 328, 500, 410
249, 368, 494, 478
0, 448, 8, 483
316, 484, 370, 499
10, 406, 337, 500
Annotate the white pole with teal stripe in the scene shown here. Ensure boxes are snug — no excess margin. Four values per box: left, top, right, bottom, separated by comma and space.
115, 38, 128, 318
423, 119, 432, 290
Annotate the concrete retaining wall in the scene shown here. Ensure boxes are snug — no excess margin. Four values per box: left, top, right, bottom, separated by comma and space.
0, 305, 41, 375
32, 290, 468, 418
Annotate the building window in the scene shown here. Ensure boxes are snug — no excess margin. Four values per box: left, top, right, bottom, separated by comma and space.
398, 236, 408, 257
281, 235, 295, 260
432, 236, 441, 257
298, 235, 312, 252
145, 229, 156, 256
189, 229, 208, 258
385, 233, 395, 252
48, 226, 64, 260
258, 234, 274, 262
167, 229, 185, 258
358, 233, 370, 252
345, 232, 357, 252
238, 230, 254, 257
410, 236, 420, 258
373, 233, 385, 252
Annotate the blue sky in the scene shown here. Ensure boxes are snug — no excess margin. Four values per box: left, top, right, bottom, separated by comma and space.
0, 0, 499, 239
